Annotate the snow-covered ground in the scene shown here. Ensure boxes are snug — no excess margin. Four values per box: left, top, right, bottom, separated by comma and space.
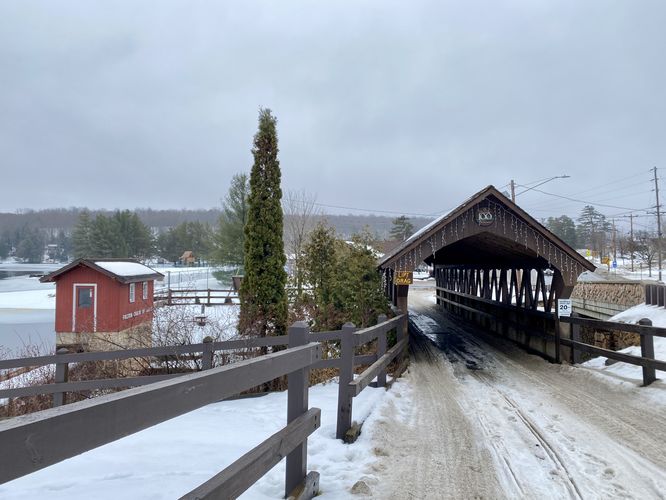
580, 303, 666, 392
0, 380, 399, 499
380, 285, 666, 498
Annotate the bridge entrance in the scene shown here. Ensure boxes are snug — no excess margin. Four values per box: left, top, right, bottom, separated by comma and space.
379, 185, 595, 362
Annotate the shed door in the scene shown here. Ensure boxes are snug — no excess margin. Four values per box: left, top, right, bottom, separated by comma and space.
74, 285, 96, 333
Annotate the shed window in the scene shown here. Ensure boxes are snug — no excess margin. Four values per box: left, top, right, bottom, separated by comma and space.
77, 288, 92, 308
129, 283, 136, 303
142, 281, 148, 300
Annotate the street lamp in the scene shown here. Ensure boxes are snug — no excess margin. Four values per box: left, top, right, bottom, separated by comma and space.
510, 175, 570, 202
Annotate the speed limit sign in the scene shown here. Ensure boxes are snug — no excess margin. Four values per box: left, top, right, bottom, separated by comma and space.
558, 299, 572, 317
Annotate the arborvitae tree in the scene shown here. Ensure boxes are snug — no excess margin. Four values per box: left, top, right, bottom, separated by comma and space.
239, 109, 288, 338
214, 173, 249, 266
303, 222, 337, 308
389, 215, 414, 241
72, 210, 94, 259
332, 228, 386, 328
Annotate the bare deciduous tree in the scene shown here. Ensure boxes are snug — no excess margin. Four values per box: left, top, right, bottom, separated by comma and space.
283, 190, 321, 296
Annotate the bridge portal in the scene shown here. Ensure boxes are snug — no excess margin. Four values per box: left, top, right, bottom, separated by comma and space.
379, 185, 595, 362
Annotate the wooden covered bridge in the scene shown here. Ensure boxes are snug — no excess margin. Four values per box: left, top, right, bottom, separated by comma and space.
379, 185, 596, 363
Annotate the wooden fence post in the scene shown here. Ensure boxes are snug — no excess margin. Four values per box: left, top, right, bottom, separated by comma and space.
571, 313, 582, 364
167, 289, 172, 305
52, 348, 70, 407
376, 314, 387, 388
286, 321, 310, 497
202, 336, 214, 371
336, 322, 356, 441
638, 318, 656, 386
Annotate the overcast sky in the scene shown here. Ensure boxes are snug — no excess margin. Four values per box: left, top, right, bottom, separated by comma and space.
1, 1, 664, 231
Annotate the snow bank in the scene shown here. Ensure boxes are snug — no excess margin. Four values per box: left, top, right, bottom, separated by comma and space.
0, 380, 398, 499
581, 303, 666, 392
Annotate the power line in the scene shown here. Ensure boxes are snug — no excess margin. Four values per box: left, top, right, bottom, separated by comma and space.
524, 187, 643, 211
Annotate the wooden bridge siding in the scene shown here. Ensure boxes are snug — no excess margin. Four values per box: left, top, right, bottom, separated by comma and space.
434, 265, 565, 362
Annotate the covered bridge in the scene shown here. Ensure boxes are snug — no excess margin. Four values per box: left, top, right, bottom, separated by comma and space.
379, 185, 595, 362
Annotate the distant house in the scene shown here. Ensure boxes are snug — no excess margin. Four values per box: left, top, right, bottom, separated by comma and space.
180, 251, 196, 266
40, 259, 164, 351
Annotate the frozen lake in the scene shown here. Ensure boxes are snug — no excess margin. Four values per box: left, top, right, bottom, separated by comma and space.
0, 264, 58, 356
0, 309, 55, 355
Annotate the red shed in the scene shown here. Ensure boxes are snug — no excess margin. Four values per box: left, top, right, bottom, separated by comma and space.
41, 259, 164, 350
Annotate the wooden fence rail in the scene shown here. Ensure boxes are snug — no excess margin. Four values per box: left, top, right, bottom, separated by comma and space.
1, 313, 409, 498
560, 315, 664, 386
154, 288, 239, 306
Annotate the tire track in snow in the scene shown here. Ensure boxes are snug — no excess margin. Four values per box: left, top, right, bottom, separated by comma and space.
406, 285, 666, 499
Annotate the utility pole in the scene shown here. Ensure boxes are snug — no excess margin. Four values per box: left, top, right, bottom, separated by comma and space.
630, 213, 634, 272
612, 219, 617, 262
510, 179, 516, 203
653, 166, 663, 281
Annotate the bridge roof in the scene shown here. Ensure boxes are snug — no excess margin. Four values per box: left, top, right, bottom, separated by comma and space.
379, 185, 595, 285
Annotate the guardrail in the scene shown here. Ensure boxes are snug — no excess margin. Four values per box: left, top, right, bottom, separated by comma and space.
1, 313, 408, 498
559, 314, 665, 386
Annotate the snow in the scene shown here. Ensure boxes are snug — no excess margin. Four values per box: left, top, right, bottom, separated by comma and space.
0, 380, 397, 499
0, 289, 55, 310
580, 303, 666, 392
94, 261, 163, 279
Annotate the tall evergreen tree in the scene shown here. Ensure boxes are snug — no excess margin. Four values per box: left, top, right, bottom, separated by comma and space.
239, 109, 288, 337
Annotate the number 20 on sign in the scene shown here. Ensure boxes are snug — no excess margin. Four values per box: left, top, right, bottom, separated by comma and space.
557, 299, 572, 317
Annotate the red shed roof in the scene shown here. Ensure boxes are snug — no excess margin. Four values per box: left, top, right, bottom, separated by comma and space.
40, 259, 164, 284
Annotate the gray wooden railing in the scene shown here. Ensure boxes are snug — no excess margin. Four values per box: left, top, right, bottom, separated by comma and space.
0, 313, 408, 498
155, 288, 239, 305
560, 315, 665, 386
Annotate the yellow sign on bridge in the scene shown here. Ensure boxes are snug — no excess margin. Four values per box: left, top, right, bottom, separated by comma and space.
394, 271, 413, 286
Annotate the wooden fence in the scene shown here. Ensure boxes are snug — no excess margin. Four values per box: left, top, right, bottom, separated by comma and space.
559, 314, 665, 386
154, 288, 239, 306
435, 286, 665, 386
0, 314, 407, 499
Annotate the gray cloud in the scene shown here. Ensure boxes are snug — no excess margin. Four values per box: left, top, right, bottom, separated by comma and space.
0, 0, 664, 231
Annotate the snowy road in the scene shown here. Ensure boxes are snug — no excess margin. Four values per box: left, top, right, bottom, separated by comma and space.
370, 283, 666, 499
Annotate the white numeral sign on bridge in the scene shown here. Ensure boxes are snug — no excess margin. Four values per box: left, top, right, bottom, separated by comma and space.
557, 299, 572, 317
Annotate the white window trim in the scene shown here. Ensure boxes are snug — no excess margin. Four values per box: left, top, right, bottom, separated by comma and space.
129, 283, 136, 303
72, 283, 98, 333
142, 281, 148, 300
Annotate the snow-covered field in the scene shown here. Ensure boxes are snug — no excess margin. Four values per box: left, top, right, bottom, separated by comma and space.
0, 379, 399, 499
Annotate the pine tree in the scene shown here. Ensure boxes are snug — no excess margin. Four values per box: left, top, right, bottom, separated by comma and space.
239, 109, 288, 337
389, 215, 414, 241
72, 210, 94, 259
214, 173, 249, 266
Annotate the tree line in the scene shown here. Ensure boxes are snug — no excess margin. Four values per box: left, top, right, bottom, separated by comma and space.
545, 205, 661, 274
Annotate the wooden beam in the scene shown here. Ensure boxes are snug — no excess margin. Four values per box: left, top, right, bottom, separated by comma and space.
180, 408, 321, 500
